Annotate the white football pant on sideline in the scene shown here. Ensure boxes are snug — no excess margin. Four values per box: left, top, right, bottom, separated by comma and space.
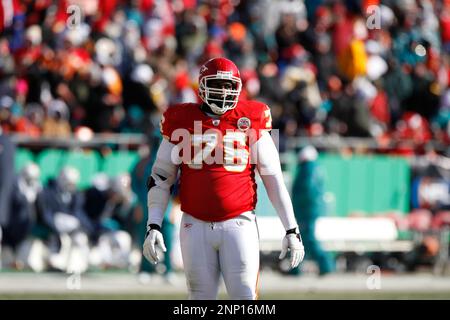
180, 211, 260, 300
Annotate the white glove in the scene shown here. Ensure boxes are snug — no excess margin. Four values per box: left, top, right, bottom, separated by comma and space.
279, 231, 305, 269
143, 228, 167, 264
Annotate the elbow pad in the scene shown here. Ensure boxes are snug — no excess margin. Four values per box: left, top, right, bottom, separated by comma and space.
146, 173, 175, 194
147, 160, 177, 192
147, 139, 179, 227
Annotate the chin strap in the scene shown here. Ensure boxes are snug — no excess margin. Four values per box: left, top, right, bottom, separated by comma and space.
208, 102, 227, 115
201, 103, 223, 116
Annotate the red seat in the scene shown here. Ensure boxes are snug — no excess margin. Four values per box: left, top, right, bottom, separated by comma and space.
407, 209, 432, 232
431, 211, 450, 230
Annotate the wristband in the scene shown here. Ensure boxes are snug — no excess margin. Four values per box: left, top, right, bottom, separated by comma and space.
146, 224, 161, 237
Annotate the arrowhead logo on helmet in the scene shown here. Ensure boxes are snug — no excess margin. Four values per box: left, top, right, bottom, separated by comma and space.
199, 65, 208, 74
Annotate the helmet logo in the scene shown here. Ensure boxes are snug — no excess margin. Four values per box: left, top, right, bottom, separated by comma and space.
200, 65, 208, 74
237, 117, 251, 132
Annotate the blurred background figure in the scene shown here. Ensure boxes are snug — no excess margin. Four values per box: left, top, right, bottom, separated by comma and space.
0, 96, 16, 134
131, 137, 177, 284
42, 100, 72, 138
1, 163, 41, 270
291, 146, 335, 276
0, 127, 16, 269
84, 173, 136, 270
130, 143, 155, 280
36, 166, 93, 273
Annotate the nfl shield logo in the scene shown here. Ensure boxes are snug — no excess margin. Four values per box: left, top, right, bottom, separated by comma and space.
237, 117, 251, 132
212, 119, 220, 126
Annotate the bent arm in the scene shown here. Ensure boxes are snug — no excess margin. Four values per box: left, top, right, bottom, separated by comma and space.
146, 138, 179, 229
36, 192, 57, 232
253, 131, 298, 231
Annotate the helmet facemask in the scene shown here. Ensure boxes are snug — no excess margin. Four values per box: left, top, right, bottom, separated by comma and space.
199, 73, 242, 115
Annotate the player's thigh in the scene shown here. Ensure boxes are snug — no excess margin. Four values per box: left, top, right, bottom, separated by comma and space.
180, 213, 220, 299
220, 215, 260, 300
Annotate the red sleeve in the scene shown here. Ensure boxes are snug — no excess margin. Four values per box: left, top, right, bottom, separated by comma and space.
160, 108, 177, 141
247, 102, 273, 144
259, 104, 272, 132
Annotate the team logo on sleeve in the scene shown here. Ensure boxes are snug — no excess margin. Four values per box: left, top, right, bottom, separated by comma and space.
237, 117, 251, 132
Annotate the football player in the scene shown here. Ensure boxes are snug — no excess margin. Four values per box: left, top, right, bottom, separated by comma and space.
143, 57, 304, 299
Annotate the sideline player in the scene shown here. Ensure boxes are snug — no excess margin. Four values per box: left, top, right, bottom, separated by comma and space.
143, 57, 304, 300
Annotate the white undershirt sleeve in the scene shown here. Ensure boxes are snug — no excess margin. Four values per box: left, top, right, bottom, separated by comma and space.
253, 131, 299, 231
147, 138, 179, 229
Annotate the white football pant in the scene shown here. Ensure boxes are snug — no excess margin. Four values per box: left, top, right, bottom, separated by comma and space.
180, 211, 260, 300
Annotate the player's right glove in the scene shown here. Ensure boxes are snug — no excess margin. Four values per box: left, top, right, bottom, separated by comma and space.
143, 224, 167, 264
279, 227, 305, 269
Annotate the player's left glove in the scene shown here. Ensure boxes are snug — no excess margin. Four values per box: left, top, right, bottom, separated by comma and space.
279, 227, 305, 269
143, 224, 167, 264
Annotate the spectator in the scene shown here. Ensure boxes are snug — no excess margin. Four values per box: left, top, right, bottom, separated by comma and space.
14, 103, 44, 138
275, 12, 303, 64
175, 8, 207, 62
280, 46, 322, 128
224, 22, 257, 70
0, 96, 15, 134
302, 5, 336, 89
42, 99, 71, 138
123, 64, 156, 113
291, 146, 335, 276
36, 166, 93, 273
1, 163, 42, 269
0, 127, 16, 266
131, 137, 176, 283
84, 173, 135, 269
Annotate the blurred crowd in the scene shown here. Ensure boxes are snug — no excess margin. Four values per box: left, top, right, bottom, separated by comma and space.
0, 0, 448, 154
1, 126, 180, 276
0, 157, 143, 273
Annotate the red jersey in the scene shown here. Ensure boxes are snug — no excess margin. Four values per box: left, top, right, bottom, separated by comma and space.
161, 101, 272, 222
